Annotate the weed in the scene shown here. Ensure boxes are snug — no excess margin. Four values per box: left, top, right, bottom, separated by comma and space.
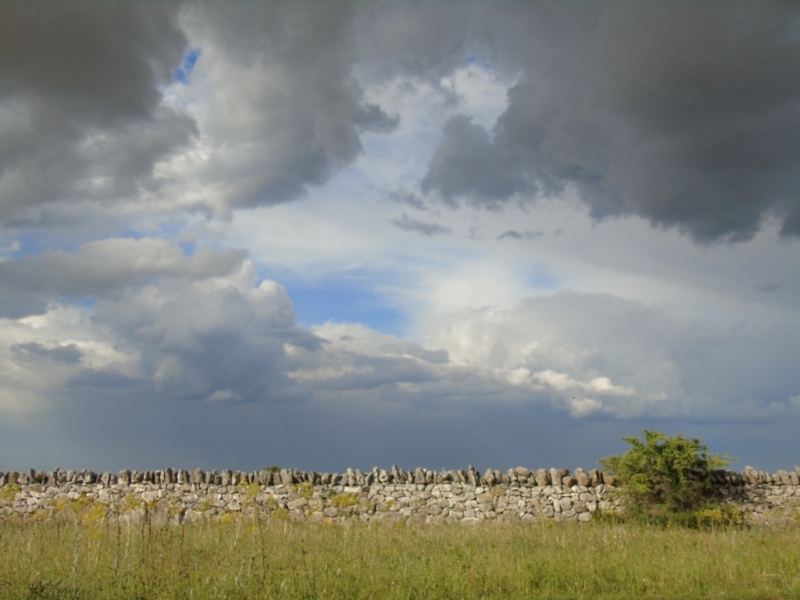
330, 493, 359, 508
0, 482, 22, 502
271, 507, 290, 521
296, 481, 314, 499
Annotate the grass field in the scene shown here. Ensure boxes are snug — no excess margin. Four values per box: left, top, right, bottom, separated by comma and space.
1, 517, 798, 599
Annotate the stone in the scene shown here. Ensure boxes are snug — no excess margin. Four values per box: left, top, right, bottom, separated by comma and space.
514, 466, 532, 479
535, 469, 550, 487
3, 461, 794, 526
191, 468, 205, 485
778, 470, 792, 486
588, 469, 600, 486
280, 469, 294, 486
483, 469, 496, 486
574, 468, 591, 487
549, 468, 560, 486
220, 470, 232, 487
287, 498, 307, 510
467, 466, 478, 486
415, 468, 426, 485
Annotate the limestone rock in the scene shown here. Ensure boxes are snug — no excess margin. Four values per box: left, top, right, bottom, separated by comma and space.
535, 469, 550, 487
574, 468, 591, 487
483, 468, 496, 486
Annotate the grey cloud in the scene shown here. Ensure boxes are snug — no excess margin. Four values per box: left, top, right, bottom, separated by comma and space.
353, 2, 479, 82
431, 289, 800, 420
12, 342, 82, 365
4, 2, 798, 240
421, 115, 527, 207
64, 277, 323, 405
385, 189, 427, 211
391, 213, 451, 236
189, 2, 399, 210
353, 103, 400, 134
421, 3, 800, 242
0, 2, 184, 124
378, 341, 449, 364
3, 282, 798, 471
66, 369, 144, 390
498, 230, 544, 241
136, 287, 295, 402
0, 239, 245, 318
0, 2, 193, 223
754, 282, 781, 293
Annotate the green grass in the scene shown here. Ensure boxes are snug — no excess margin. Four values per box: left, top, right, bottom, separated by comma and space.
1, 517, 798, 599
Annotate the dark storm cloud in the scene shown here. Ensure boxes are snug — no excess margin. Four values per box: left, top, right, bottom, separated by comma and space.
390, 213, 451, 236
3, 2, 798, 240
0, 2, 193, 223
421, 2, 800, 242
421, 115, 527, 207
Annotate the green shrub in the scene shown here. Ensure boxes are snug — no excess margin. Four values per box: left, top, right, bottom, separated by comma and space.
600, 430, 734, 524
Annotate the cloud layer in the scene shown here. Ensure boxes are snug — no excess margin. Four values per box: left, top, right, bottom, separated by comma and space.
1, 1, 798, 472
420, 2, 800, 242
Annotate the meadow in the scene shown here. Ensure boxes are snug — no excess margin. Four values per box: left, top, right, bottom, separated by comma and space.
1, 516, 798, 599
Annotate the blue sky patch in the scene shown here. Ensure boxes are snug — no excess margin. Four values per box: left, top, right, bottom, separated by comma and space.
173, 47, 201, 84
260, 267, 408, 336
528, 265, 561, 291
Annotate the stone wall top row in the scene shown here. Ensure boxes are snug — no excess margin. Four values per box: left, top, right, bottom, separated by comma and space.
2, 464, 799, 489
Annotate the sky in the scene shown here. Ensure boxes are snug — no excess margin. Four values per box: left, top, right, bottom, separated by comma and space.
1, 1, 799, 474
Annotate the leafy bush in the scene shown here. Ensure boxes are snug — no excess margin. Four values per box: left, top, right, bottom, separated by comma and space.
600, 430, 734, 524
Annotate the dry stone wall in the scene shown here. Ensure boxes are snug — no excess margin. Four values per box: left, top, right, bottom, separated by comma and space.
1, 465, 799, 526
